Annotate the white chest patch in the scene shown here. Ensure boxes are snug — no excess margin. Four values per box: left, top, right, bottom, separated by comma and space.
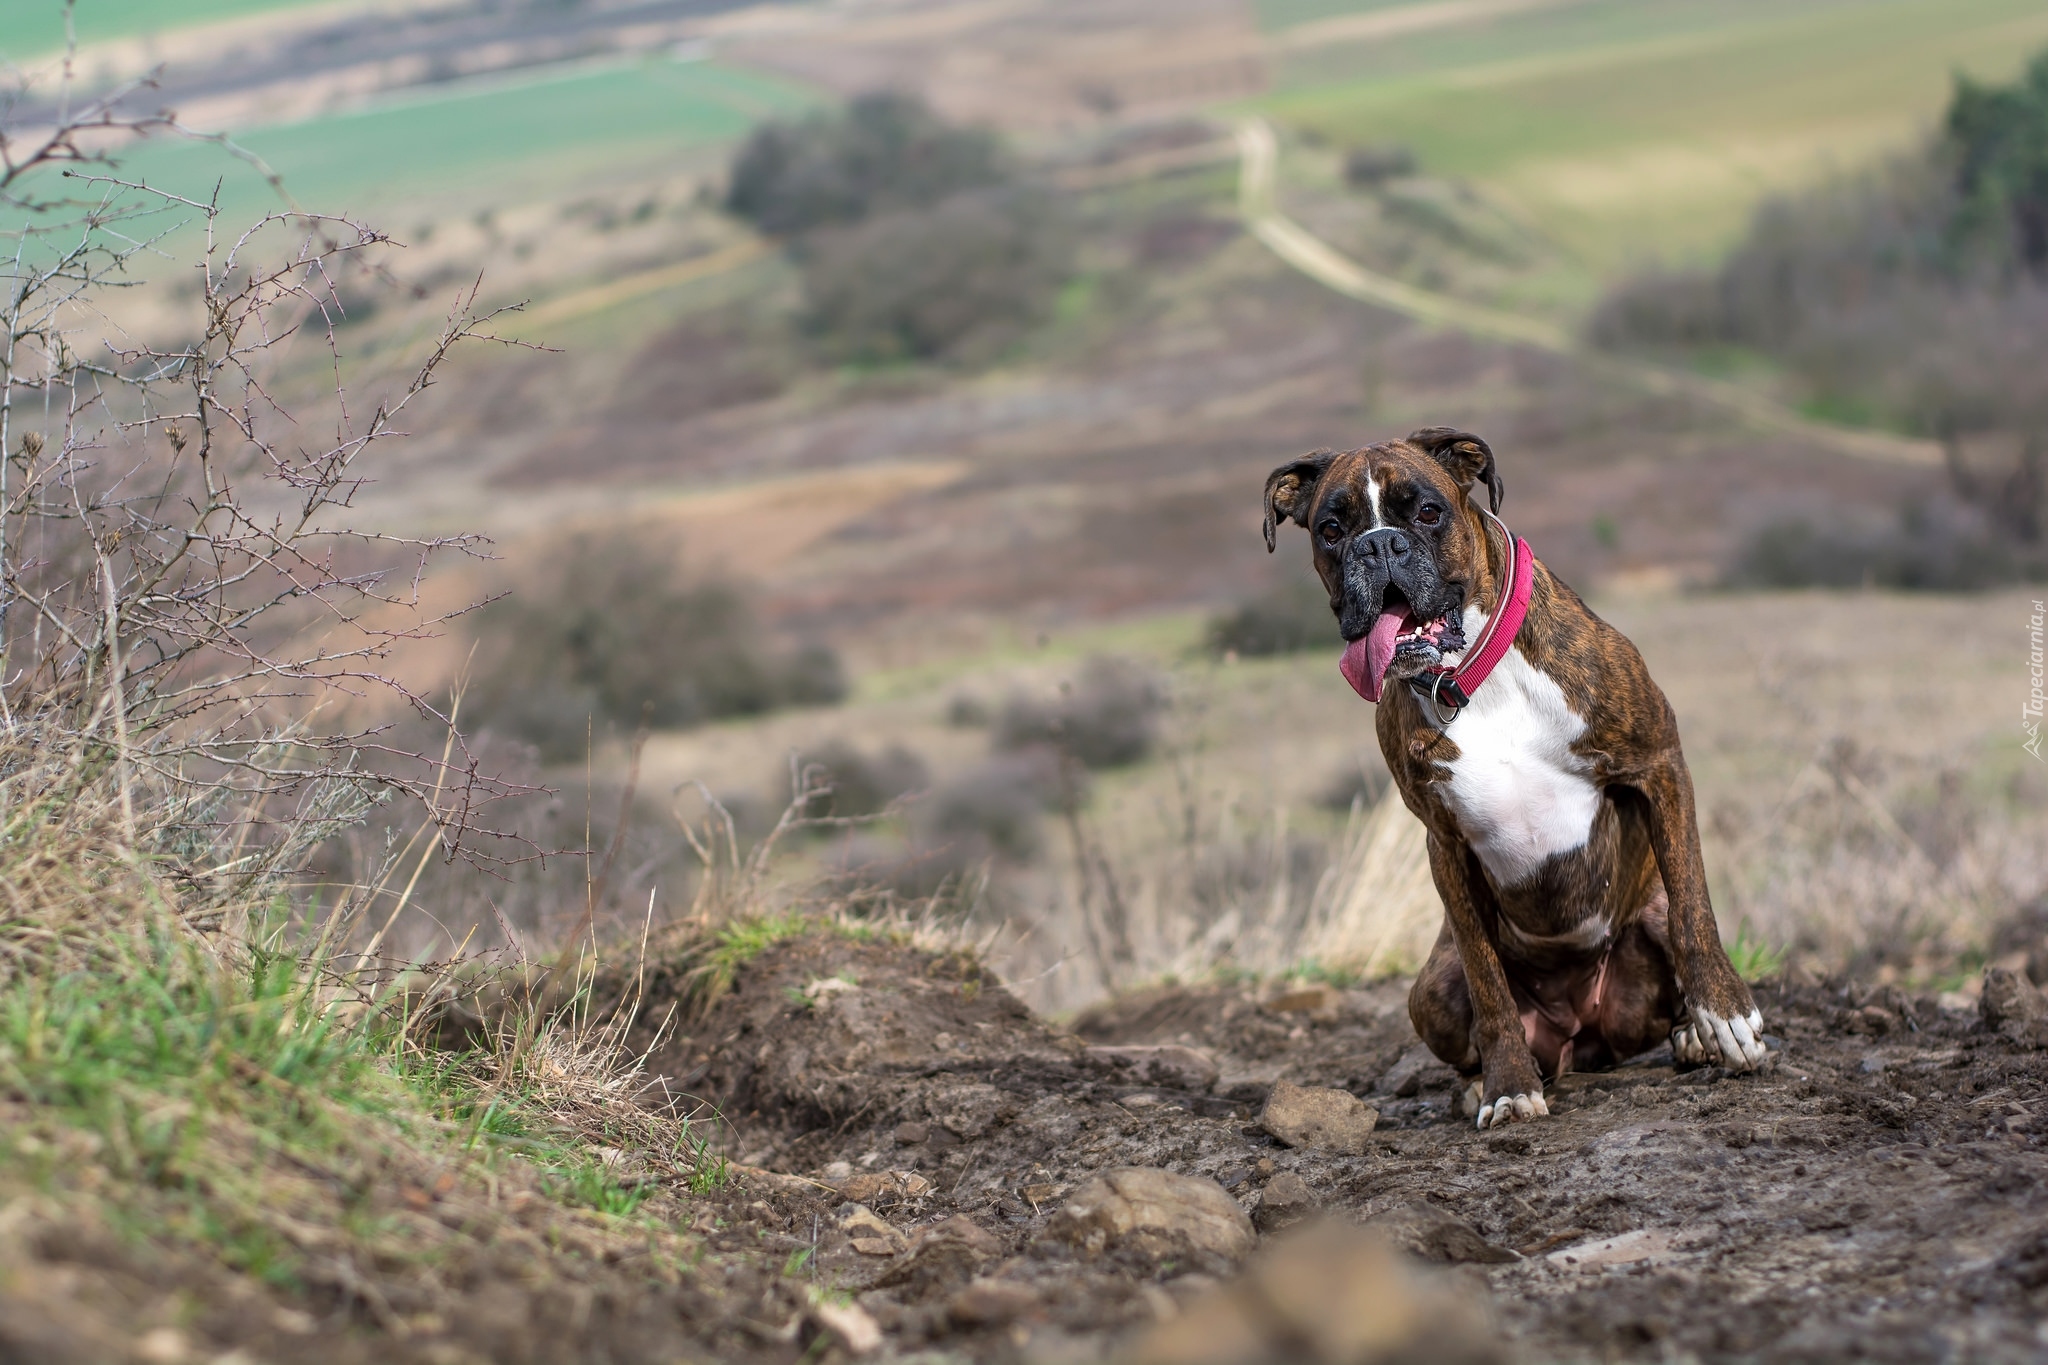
1434, 612, 1601, 889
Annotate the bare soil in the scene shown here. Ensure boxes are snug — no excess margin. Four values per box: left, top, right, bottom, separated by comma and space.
628, 929, 2048, 1364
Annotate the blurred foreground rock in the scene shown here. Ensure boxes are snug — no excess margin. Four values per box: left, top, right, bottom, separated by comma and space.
1980, 967, 2048, 1045
1259, 1080, 1377, 1154
1044, 1167, 1255, 1270
1124, 1220, 1508, 1365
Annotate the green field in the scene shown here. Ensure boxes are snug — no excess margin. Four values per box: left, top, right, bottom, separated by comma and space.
1256, 0, 2048, 268
0, 0, 329, 60
110, 57, 819, 230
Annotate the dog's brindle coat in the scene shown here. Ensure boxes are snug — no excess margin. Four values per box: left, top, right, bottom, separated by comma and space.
1264, 429, 1765, 1127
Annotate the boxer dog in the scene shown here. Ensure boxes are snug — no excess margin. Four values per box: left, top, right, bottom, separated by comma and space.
1263, 428, 1766, 1128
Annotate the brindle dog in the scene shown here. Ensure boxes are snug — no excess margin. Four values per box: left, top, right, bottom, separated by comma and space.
1264, 428, 1766, 1127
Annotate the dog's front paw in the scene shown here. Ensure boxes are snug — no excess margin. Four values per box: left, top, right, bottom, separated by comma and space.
1477, 1088, 1548, 1129
1675, 1003, 1766, 1071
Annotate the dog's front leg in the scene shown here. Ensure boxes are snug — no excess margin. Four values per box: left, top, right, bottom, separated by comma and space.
1424, 832, 1548, 1128
1638, 758, 1767, 1070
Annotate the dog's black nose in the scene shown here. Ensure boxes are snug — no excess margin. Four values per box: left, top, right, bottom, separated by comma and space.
1354, 527, 1411, 563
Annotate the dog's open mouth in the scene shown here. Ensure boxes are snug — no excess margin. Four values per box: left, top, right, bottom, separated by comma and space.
1338, 589, 1467, 702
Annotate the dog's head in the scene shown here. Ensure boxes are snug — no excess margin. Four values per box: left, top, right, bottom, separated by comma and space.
1262, 428, 1503, 700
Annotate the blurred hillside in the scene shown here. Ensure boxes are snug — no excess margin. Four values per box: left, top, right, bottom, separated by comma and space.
7, 0, 2041, 987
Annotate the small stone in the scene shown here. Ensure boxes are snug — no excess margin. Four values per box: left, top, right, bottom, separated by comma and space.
1264, 984, 1343, 1020
895, 1121, 930, 1145
835, 1170, 932, 1205
948, 1278, 1040, 1327
1252, 1171, 1314, 1234
1981, 967, 2048, 1043
135, 1328, 189, 1364
1378, 1044, 1439, 1098
839, 1203, 897, 1238
1089, 1044, 1222, 1093
1259, 1080, 1377, 1154
912, 1214, 1006, 1259
810, 1299, 882, 1356
851, 1237, 899, 1256
1367, 1203, 1520, 1264
1126, 1221, 1504, 1365
1252, 1157, 1275, 1179
1043, 1167, 1256, 1269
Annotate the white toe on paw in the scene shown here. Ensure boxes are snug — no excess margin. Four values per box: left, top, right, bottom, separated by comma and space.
1479, 1092, 1546, 1129
1671, 1023, 1706, 1064
1693, 1005, 1765, 1071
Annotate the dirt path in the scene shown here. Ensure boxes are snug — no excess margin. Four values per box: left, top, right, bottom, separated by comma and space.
1231, 116, 1940, 471
633, 929, 2048, 1363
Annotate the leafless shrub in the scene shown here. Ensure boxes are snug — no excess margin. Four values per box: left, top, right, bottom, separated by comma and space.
1204, 579, 1338, 657
799, 185, 1076, 364
0, 61, 531, 914
1343, 143, 1417, 187
787, 738, 928, 820
994, 654, 1165, 769
464, 531, 847, 762
726, 91, 1009, 239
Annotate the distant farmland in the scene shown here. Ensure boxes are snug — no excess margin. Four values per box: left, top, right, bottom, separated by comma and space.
115, 57, 820, 229
1254, 0, 2048, 270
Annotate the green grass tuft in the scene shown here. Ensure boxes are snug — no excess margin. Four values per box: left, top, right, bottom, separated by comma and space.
1727, 922, 1787, 984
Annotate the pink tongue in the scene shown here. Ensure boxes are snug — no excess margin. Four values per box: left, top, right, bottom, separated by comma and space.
1339, 608, 1412, 703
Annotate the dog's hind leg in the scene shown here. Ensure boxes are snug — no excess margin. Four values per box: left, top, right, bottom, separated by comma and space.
1409, 924, 1480, 1073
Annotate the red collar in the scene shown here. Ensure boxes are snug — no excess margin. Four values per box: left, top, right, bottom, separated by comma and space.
1410, 512, 1534, 725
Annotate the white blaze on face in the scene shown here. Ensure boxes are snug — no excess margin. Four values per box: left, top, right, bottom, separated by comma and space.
1435, 607, 1601, 888
1363, 466, 1386, 530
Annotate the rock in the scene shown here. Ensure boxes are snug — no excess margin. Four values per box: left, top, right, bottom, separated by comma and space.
928, 1083, 1014, 1139
1981, 967, 2048, 1042
894, 1121, 929, 1145
839, 1204, 903, 1246
1264, 984, 1344, 1021
948, 1278, 1040, 1327
910, 1214, 1006, 1260
1259, 1080, 1377, 1154
809, 1300, 882, 1356
1252, 1171, 1314, 1234
877, 1215, 1006, 1297
1366, 1204, 1519, 1264
1043, 1167, 1256, 1270
835, 1170, 933, 1205
1377, 1045, 1439, 1098
1089, 1044, 1221, 1093
1125, 1220, 1504, 1365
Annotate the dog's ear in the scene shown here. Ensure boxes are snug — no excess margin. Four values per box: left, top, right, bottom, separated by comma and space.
1263, 449, 1338, 552
1408, 427, 1504, 513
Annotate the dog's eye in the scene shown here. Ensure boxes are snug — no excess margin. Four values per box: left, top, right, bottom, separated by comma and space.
1416, 504, 1443, 526
1317, 519, 1344, 544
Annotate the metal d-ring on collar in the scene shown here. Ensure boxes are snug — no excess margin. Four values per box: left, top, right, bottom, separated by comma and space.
1409, 506, 1523, 730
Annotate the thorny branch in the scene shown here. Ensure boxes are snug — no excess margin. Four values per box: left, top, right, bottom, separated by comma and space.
1, 22, 538, 905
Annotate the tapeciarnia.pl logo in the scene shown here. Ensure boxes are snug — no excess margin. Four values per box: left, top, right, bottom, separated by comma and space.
2027, 599, 2045, 761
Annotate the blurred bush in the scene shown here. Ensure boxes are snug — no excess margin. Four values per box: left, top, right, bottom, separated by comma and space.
994, 655, 1165, 769
800, 185, 1075, 363
1204, 580, 1339, 657
465, 532, 846, 760
1592, 52, 2048, 578
1723, 502, 2020, 591
791, 739, 930, 818
725, 91, 1075, 365
726, 91, 1008, 237
1343, 143, 1417, 187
